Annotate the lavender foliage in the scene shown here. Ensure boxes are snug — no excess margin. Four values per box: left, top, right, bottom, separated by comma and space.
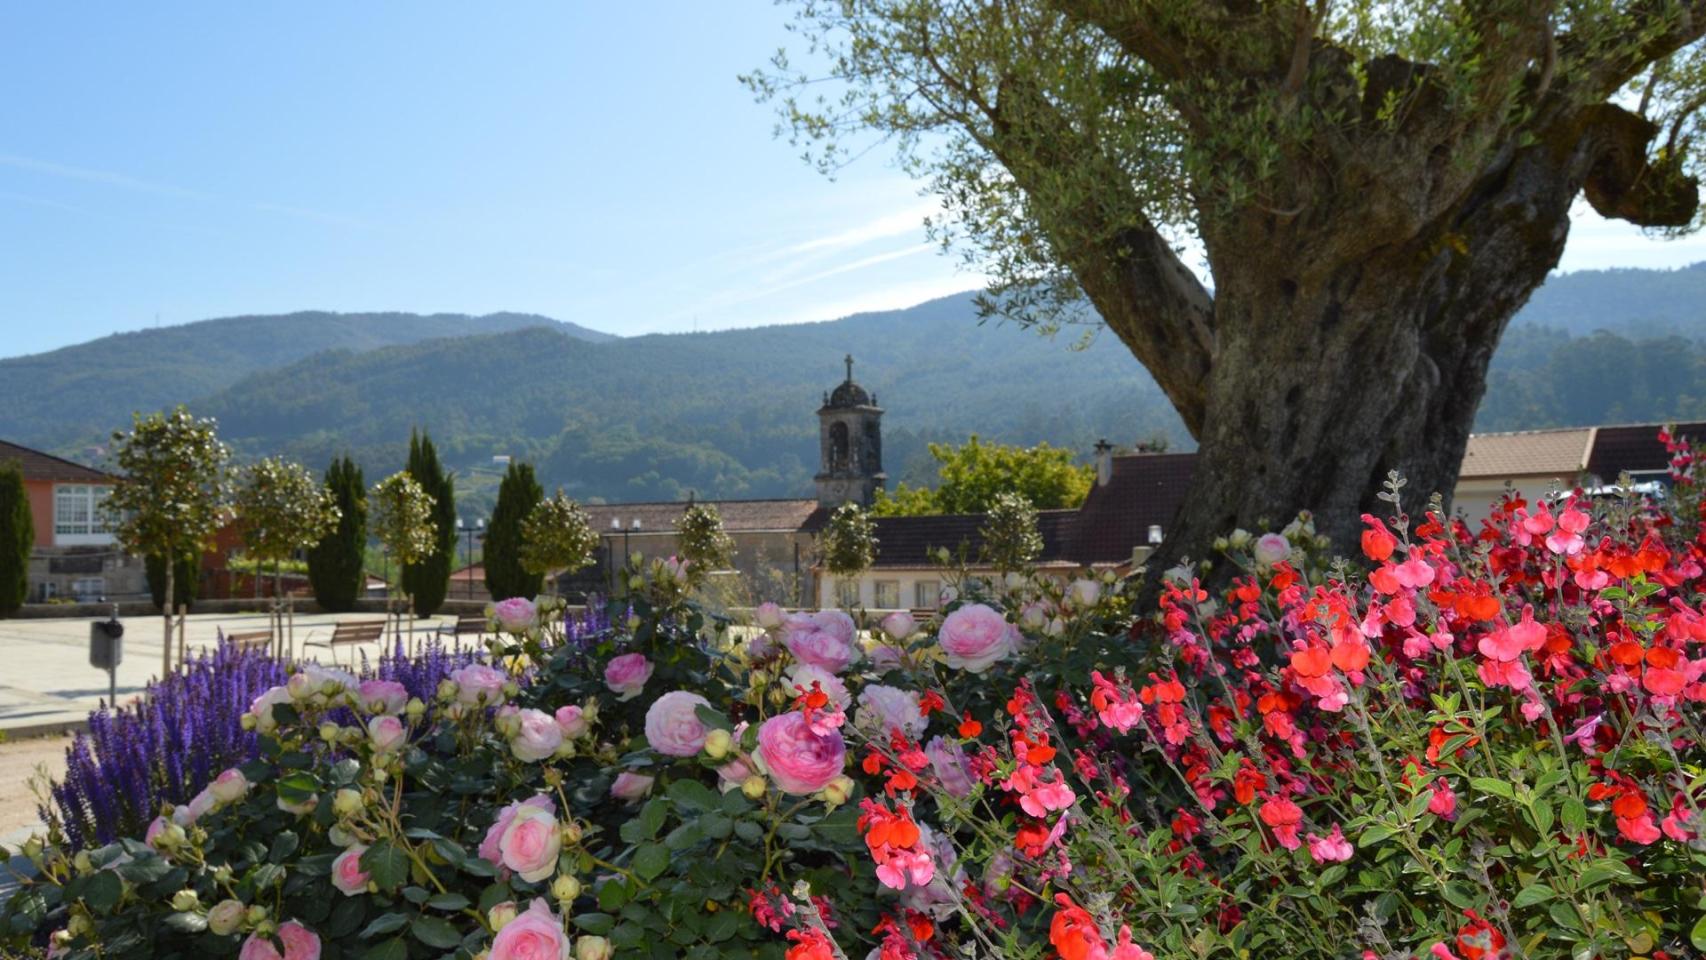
48, 631, 488, 851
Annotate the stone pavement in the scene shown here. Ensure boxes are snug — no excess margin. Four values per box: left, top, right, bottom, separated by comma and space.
0, 610, 457, 737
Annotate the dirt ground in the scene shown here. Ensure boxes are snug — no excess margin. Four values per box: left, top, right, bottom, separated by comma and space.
0, 733, 69, 841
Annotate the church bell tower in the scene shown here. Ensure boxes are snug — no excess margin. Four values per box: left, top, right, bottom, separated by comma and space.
816, 355, 885, 508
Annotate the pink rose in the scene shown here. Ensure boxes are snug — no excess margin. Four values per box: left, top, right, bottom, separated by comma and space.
498, 803, 562, 883
173, 787, 217, 827
938, 604, 1018, 673
510, 708, 565, 762
554, 705, 589, 739
480, 795, 556, 869
144, 816, 170, 849
783, 663, 850, 709
493, 597, 539, 634
856, 684, 926, 738
239, 921, 321, 960
489, 898, 570, 960
880, 611, 916, 640
1254, 533, 1292, 566
357, 680, 408, 715
210, 768, 250, 805
331, 845, 370, 896
451, 664, 508, 707
368, 714, 407, 753
755, 602, 785, 630
644, 691, 712, 757
755, 711, 846, 795
248, 685, 292, 732
610, 772, 655, 802
783, 611, 860, 673
604, 653, 653, 701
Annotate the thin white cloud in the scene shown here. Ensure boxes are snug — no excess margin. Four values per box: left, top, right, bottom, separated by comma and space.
0, 151, 211, 200
753, 200, 937, 264
0, 190, 82, 213
251, 201, 374, 230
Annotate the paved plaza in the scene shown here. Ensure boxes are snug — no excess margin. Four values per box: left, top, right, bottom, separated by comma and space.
0, 610, 461, 737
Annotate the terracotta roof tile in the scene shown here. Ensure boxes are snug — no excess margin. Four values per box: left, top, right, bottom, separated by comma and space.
1459, 428, 1595, 479
0, 439, 115, 483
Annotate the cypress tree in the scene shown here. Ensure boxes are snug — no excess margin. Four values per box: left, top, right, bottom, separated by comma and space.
146, 549, 199, 611
403, 430, 456, 615
307, 456, 366, 612
0, 460, 32, 616
485, 461, 542, 601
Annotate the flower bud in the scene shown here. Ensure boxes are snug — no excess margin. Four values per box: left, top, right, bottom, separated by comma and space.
318, 723, 340, 743
245, 904, 269, 925
488, 901, 518, 931
171, 889, 200, 912
67, 913, 94, 939
767, 686, 787, 707
207, 898, 245, 936
575, 935, 614, 960
561, 820, 584, 846
820, 775, 854, 808
287, 673, 315, 700
626, 614, 641, 631
703, 728, 733, 760
240, 713, 257, 731
436, 679, 458, 702
551, 874, 582, 903
72, 851, 92, 875
332, 788, 364, 818
405, 697, 427, 718
741, 775, 767, 800
213, 865, 234, 884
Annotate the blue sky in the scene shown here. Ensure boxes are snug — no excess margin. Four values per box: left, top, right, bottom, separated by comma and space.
1, 2, 1703, 359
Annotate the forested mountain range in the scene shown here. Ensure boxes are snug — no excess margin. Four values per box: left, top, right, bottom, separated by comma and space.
3, 262, 1705, 515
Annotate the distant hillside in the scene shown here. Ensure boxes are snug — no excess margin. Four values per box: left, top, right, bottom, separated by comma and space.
1514, 261, 1706, 338
0, 311, 613, 451
193, 293, 1186, 512
3, 261, 1706, 516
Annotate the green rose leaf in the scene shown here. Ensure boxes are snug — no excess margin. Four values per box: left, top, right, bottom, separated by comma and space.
1690, 913, 1706, 952
411, 914, 463, 949
359, 912, 411, 939
362, 938, 409, 960
362, 842, 411, 893
164, 910, 208, 933
426, 892, 471, 911
634, 842, 670, 881
83, 870, 122, 913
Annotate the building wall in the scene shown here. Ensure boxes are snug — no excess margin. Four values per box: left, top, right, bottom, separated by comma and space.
817, 568, 952, 612
1452, 475, 1574, 526
24, 479, 53, 548
566, 529, 820, 607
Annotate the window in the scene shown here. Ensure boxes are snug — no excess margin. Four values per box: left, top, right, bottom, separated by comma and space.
913, 580, 940, 610
54, 485, 114, 543
874, 580, 899, 609
835, 579, 860, 608
71, 578, 106, 601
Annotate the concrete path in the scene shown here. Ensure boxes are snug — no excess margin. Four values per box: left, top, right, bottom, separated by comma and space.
0, 611, 458, 737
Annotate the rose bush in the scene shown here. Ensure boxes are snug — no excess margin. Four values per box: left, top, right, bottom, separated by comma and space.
5, 432, 1706, 960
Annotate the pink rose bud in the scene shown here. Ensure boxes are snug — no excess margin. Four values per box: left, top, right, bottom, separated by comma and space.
367, 715, 407, 753
553, 705, 589, 739
330, 845, 371, 896
609, 772, 655, 802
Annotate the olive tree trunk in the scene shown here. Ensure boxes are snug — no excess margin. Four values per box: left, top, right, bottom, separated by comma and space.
1095, 105, 1698, 575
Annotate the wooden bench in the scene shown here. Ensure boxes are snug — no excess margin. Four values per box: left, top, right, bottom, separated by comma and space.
302, 620, 386, 666
224, 630, 274, 655
438, 613, 487, 642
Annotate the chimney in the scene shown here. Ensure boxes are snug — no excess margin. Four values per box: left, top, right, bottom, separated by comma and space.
1093, 439, 1113, 487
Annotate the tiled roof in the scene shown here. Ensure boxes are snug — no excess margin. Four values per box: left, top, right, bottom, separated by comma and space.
1459, 428, 1595, 479
582, 498, 820, 534
1586, 421, 1706, 483
0, 439, 114, 483
869, 510, 1079, 569
1072, 453, 1197, 565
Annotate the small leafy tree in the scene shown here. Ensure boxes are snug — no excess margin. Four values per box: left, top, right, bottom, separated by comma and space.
236, 456, 340, 651
307, 456, 366, 613
519, 489, 598, 594
369, 471, 436, 645
105, 407, 232, 677
0, 460, 33, 616
403, 431, 457, 617
980, 491, 1043, 572
819, 500, 878, 606
484, 461, 543, 601
674, 501, 734, 587
873, 436, 1091, 516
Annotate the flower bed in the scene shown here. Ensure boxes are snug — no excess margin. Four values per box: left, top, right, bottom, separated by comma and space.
5, 441, 1706, 960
